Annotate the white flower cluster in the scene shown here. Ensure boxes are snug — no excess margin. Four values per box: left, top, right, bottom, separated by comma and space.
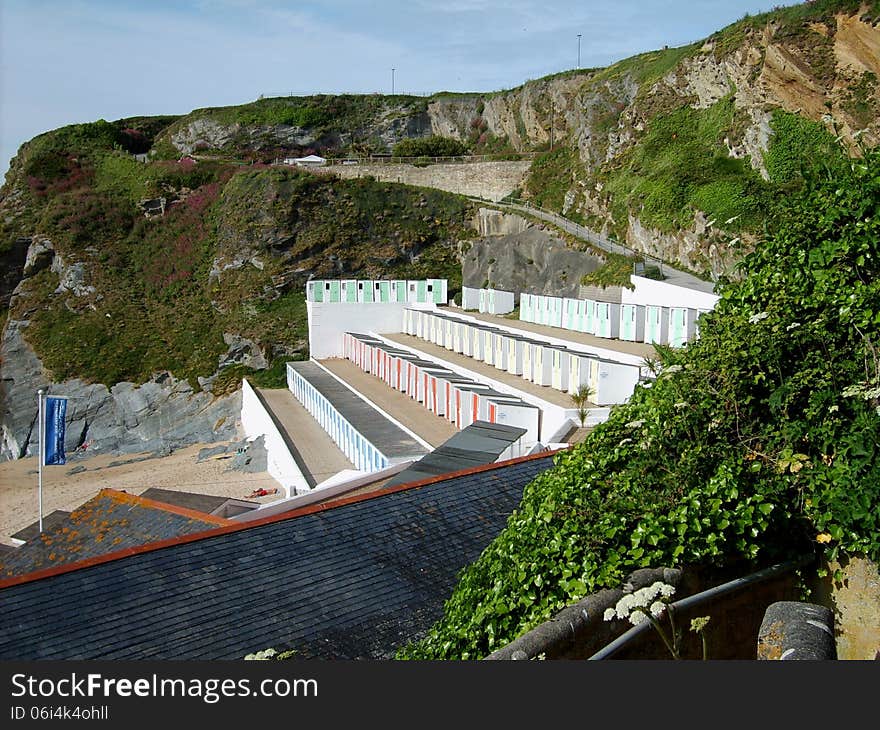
244, 648, 277, 661
625, 419, 645, 429
604, 582, 676, 626
748, 312, 769, 324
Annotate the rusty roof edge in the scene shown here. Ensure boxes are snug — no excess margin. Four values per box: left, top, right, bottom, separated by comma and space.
97, 488, 233, 527
0, 448, 564, 591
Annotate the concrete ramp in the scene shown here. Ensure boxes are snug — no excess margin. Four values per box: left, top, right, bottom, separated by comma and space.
255, 386, 355, 487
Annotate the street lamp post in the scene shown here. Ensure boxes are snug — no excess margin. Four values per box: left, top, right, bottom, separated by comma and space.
391, 68, 395, 94
577, 34, 582, 69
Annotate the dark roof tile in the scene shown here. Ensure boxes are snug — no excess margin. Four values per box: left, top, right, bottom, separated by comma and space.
0, 454, 555, 659
0, 490, 230, 578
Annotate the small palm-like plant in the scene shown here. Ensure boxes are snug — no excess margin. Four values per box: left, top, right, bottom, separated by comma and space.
570, 384, 594, 428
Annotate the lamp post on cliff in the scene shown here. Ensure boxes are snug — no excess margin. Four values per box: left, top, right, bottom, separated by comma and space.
577, 34, 582, 69
391, 68, 395, 95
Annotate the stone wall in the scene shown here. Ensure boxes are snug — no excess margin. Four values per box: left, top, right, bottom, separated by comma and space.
612, 569, 802, 660
329, 161, 531, 202
811, 554, 880, 660
486, 560, 808, 660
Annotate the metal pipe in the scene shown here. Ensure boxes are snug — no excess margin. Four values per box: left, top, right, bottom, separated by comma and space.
588, 554, 815, 660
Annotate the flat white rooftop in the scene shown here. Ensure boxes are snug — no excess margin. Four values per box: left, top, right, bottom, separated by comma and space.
456, 308, 657, 361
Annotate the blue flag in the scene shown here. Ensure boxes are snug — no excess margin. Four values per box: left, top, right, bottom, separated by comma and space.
44, 396, 68, 466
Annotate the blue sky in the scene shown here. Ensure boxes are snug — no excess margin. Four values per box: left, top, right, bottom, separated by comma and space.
1, 0, 788, 177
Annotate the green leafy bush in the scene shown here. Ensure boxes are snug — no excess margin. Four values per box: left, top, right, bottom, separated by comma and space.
401, 144, 880, 659
392, 136, 469, 158
764, 110, 843, 186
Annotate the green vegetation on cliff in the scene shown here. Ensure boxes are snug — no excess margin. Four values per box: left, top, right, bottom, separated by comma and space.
187, 94, 427, 131
155, 94, 430, 160
526, 147, 584, 215
529, 94, 847, 248
401, 144, 880, 659
510, 0, 878, 275
602, 95, 769, 236
392, 135, 469, 158
5, 121, 474, 390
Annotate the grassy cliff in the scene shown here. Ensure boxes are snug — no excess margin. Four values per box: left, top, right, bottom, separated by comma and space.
2, 118, 474, 390
432, 0, 880, 274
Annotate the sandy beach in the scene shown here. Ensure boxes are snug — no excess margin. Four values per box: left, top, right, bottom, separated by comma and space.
0, 442, 281, 546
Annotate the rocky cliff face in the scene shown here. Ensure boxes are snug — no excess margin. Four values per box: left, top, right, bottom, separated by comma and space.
0, 319, 240, 462
161, 98, 432, 159
109, 7, 880, 279
428, 12, 880, 157
423, 6, 880, 276
463, 209, 604, 298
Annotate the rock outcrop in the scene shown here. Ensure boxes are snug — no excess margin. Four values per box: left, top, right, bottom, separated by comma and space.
463, 214, 603, 299
0, 319, 240, 462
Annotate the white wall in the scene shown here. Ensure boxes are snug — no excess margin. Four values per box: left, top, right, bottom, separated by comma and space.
461, 286, 481, 310
240, 378, 312, 497
308, 302, 409, 359
622, 275, 720, 311
595, 361, 641, 405
485, 288, 515, 315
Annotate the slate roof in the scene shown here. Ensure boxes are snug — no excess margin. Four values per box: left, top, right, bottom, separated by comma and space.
10, 510, 71, 542
384, 421, 527, 488
139, 488, 259, 518
0, 489, 231, 579
138, 487, 230, 514
0, 453, 556, 660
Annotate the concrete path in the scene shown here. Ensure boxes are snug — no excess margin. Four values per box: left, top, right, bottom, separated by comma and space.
380, 333, 582, 408
457, 309, 658, 360
257, 387, 355, 485
318, 359, 458, 448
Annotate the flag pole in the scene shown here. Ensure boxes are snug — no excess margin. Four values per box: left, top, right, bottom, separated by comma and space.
37, 388, 44, 534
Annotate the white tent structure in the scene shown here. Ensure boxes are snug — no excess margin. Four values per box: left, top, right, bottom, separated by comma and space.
287, 154, 327, 167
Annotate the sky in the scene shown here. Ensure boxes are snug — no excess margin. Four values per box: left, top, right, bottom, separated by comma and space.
1, 0, 791, 178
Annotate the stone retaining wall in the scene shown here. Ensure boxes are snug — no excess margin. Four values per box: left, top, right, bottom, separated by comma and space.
329, 161, 531, 202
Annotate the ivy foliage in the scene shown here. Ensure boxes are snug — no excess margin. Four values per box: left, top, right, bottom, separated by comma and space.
400, 145, 880, 659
